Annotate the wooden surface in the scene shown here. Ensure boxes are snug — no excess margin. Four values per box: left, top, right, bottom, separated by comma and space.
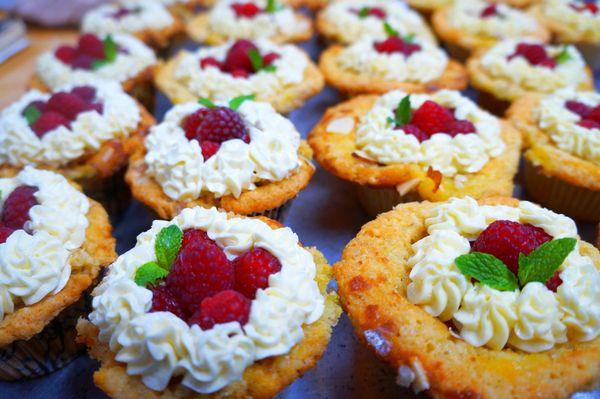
0, 27, 78, 109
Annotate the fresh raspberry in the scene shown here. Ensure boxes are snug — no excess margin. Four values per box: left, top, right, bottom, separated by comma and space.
538, 58, 557, 68
410, 100, 455, 136
402, 124, 429, 143
509, 43, 554, 68
578, 119, 600, 129
447, 119, 476, 136
0, 225, 15, 244
55, 46, 77, 64
71, 86, 97, 102
31, 112, 70, 137
166, 229, 234, 315
71, 54, 95, 70
23, 100, 46, 115
150, 285, 187, 320
545, 271, 563, 292
77, 33, 106, 60
471, 220, 553, 275
189, 290, 251, 330
233, 248, 282, 299
571, 2, 599, 13
231, 2, 262, 18
230, 69, 251, 78
200, 141, 221, 159
223, 40, 258, 74
45, 92, 91, 121
111, 7, 133, 19
183, 108, 209, 140
188, 107, 250, 144
200, 57, 223, 70
565, 100, 591, 118
480, 4, 498, 17
263, 52, 280, 66
367, 7, 386, 18
1, 186, 39, 231
373, 36, 421, 56
588, 105, 600, 123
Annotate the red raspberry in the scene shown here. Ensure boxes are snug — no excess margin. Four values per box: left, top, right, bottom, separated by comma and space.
447, 119, 476, 136
0, 225, 15, 244
77, 33, 106, 60
233, 248, 282, 299
231, 2, 262, 18
166, 229, 234, 315
538, 58, 557, 69
578, 119, 600, 129
31, 112, 70, 137
223, 40, 258, 74
71, 54, 95, 70
230, 69, 251, 78
373, 36, 422, 56
480, 4, 498, 17
585, 2, 599, 13
263, 52, 280, 66
472, 220, 553, 275
189, 290, 251, 330
186, 107, 250, 145
410, 100, 455, 136
200, 141, 221, 159
509, 43, 554, 68
1, 186, 39, 231
588, 105, 600, 123
402, 124, 429, 143
200, 57, 223, 70
545, 271, 563, 292
183, 108, 209, 140
55, 46, 77, 65
45, 92, 91, 121
70, 86, 97, 102
150, 285, 187, 320
111, 7, 133, 19
565, 100, 591, 118
367, 7, 386, 18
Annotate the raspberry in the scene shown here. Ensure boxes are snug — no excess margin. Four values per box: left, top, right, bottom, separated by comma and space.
183, 108, 209, 140
223, 40, 258, 74
373, 36, 421, 56
71, 54, 95, 70
150, 285, 187, 320
367, 7, 386, 18
538, 58, 557, 69
187, 107, 250, 144
472, 220, 553, 275
565, 100, 591, 118
545, 271, 563, 292
200, 141, 221, 159
572, 2, 599, 13
509, 43, 554, 68
402, 124, 429, 142
166, 229, 234, 315
231, 69, 251, 78
1, 186, 39, 231
447, 119, 476, 136
263, 52, 280, 66
233, 248, 282, 299
31, 112, 70, 137
578, 119, 600, 129
55, 46, 77, 64
77, 33, 105, 60
480, 4, 498, 17
111, 7, 133, 19
410, 100, 455, 136
588, 105, 600, 123
189, 290, 251, 330
45, 92, 91, 121
200, 57, 223, 70
71, 86, 97, 102
0, 225, 15, 244
231, 2, 262, 17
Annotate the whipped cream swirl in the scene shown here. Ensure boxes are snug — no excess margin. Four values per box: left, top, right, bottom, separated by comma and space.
541, 0, 600, 42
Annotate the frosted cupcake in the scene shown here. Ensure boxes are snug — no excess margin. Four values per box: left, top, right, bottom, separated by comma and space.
467, 39, 594, 114
0, 167, 115, 380
308, 89, 521, 216
77, 206, 341, 398
155, 39, 324, 114
117, 0, 208, 20
432, 0, 550, 61
316, 0, 436, 44
30, 33, 157, 110
187, 0, 313, 45
336, 196, 600, 397
507, 88, 600, 221
82, 0, 185, 49
319, 23, 468, 95
127, 96, 314, 220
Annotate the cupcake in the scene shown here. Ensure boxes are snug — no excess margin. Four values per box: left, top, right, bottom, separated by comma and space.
319, 22, 468, 95
308, 89, 521, 217
155, 39, 324, 114
0, 81, 155, 214
285, 0, 328, 9
30, 33, 157, 110
128, 0, 208, 20
316, 0, 437, 45
77, 206, 341, 398
335, 196, 600, 397
186, 0, 313, 45
0, 167, 115, 380
82, 0, 185, 49
467, 39, 594, 114
507, 88, 600, 221
532, 0, 600, 70
432, 0, 550, 61
126, 96, 315, 221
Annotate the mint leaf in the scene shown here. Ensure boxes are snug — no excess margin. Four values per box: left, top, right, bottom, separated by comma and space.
394, 95, 411, 127
229, 94, 255, 111
103, 35, 118, 62
518, 238, 576, 286
455, 252, 519, 291
91, 59, 109, 70
403, 33, 415, 43
198, 98, 216, 108
263, 64, 277, 73
155, 225, 183, 271
555, 47, 571, 65
134, 261, 168, 287
23, 105, 41, 125
383, 22, 398, 37
266, 0, 280, 13
358, 6, 369, 17
247, 48, 264, 72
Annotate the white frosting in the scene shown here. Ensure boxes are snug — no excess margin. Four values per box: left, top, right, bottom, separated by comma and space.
541, 0, 600, 41
89, 206, 324, 394
82, 1, 174, 37
407, 196, 600, 352
207, 0, 309, 40
335, 36, 448, 83
144, 100, 301, 200
534, 88, 600, 166
320, 0, 436, 43
36, 33, 156, 90
0, 81, 140, 168
174, 40, 308, 103
447, 0, 540, 39
355, 90, 505, 177
0, 167, 89, 320
480, 39, 588, 93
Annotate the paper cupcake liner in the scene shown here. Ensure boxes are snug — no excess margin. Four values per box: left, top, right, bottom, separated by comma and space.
444, 42, 470, 63
79, 169, 131, 220
475, 89, 511, 116
524, 158, 600, 222
575, 42, 600, 72
0, 295, 91, 381
356, 185, 420, 218
249, 200, 295, 222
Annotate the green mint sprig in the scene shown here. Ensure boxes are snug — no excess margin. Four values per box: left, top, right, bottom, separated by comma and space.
383, 22, 399, 37
134, 225, 183, 287
247, 49, 277, 73
358, 6, 370, 17
198, 95, 255, 111
387, 95, 412, 127
23, 105, 41, 125
454, 237, 576, 291
198, 98, 216, 108
91, 35, 118, 70
266, 0, 282, 13
134, 262, 168, 287
554, 47, 572, 65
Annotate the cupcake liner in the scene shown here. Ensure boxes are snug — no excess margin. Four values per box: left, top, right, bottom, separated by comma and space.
249, 200, 295, 222
575, 42, 600, 72
475, 89, 511, 116
523, 158, 600, 222
444, 42, 470, 63
79, 169, 131, 221
356, 185, 420, 218
0, 295, 91, 381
